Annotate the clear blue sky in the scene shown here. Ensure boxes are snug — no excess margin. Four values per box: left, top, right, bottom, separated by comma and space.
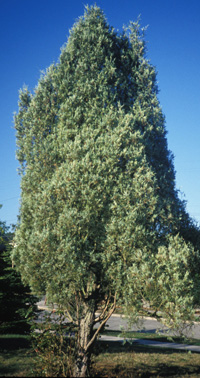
0, 0, 200, 227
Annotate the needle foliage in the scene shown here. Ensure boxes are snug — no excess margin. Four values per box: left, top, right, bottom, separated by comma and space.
12, 5, 200, 376
0, 216, 37, 334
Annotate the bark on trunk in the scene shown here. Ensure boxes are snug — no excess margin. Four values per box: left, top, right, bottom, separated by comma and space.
73, 304, 95, 377
72, 293, 117, 377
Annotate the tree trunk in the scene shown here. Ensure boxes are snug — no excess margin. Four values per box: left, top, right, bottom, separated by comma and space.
73, 303, 95, 377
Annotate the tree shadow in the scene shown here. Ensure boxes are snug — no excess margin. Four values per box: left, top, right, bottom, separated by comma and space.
92, 340, 200, 377
0, 336, 31, 351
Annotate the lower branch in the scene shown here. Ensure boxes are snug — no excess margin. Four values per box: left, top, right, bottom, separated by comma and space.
94, 293, 111, 324
85, 293, 117, 352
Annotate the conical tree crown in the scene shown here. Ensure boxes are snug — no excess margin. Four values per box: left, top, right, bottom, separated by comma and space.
13, 6, 199, 325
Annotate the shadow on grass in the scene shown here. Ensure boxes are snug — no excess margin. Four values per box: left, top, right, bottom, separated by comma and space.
0, 336, 33, 377
92, 341, 200, 377
1, 336, 200, 377
94, 340, 192, 355
91, 364, 200, 378
0, 335, 31, 351
101, 329, 200, 345
0, 349, 32, 377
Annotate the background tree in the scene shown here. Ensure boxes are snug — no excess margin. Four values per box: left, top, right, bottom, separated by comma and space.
12, 6, 200, 376
0, 211, 37, 334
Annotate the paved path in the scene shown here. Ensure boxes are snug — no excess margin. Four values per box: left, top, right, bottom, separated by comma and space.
99, 312, 200, 338
37, 299, 200, 353
99, 334, 200, 353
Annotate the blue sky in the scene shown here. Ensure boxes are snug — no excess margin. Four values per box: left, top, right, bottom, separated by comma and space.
0, 0, 200, 227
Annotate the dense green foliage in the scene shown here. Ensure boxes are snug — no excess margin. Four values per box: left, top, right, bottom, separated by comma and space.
0, 217, 37, 334
12, 5, 200, 376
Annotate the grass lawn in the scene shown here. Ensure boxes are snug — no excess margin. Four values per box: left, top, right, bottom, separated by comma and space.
0, 335, 35, 377
1, 334, 200, 377
91, 341, 200, 377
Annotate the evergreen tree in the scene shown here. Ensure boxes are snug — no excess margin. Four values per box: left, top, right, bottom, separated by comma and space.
12, 6, 200, 376
0, 215, 37, 334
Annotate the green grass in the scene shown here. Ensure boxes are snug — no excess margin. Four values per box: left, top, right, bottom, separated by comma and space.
1, 334, 200, 377
91, 340, 200, 377
0, 335, 35, 377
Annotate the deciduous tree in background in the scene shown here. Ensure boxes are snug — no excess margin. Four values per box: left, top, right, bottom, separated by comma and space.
12, 6, 200, 376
